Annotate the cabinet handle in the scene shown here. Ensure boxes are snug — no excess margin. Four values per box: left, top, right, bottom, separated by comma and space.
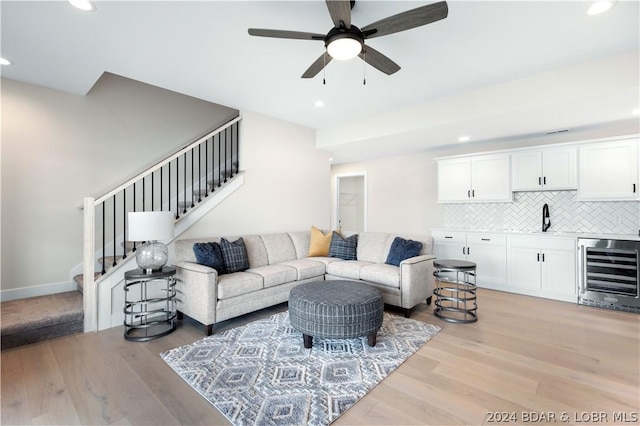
444, 236, 453, 239
463, 247, 466, 255
634, 183, 637, 193
472, 189, 475, 197
467, 247, 470, 255
537, 253, 540, 262
481, 238, 491, 241
468, 190, 471, 198
543, 176, 547, 185
538, 177, 541, 185
542, 253, 545, 262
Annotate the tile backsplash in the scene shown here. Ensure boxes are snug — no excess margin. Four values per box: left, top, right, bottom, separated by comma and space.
443, 191, 640, 235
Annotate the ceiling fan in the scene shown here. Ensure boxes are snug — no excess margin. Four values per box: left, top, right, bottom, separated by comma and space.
248, 0, 448, 79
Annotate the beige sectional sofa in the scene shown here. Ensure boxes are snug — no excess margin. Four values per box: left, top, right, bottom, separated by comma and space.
172, 231, 435, 335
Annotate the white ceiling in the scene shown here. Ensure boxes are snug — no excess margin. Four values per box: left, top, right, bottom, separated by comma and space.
2, 0, 639, 163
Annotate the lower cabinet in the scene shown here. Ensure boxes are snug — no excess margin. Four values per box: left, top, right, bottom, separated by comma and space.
432, 231, 507, 288
508, 235, 576, 302
433, 230, 577, 303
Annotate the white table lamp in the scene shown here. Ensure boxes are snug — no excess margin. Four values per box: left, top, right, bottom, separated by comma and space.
128, 211, 175, 273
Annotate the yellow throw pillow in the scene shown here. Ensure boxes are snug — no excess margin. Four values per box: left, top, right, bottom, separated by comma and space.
308, 226, 333, 257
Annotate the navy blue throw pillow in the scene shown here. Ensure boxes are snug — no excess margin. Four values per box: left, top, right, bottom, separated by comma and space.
385, 237, 423, 266
193, 242, 227, 275
329, 232, 358, 260
220, 237, 250, 273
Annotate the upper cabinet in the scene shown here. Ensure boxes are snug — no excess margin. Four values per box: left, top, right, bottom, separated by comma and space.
511, 147, 577, 191
578, 138, 639, 201
437, 153, 511, 203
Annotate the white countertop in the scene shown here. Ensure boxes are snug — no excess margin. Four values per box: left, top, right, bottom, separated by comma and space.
431, 228, 640, 241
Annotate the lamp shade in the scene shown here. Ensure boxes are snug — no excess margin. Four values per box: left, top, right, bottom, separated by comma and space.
128, 211, 174, 242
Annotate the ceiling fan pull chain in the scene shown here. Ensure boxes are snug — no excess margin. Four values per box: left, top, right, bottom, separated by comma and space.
362, 47, 366, 85
323, 49, 327, 85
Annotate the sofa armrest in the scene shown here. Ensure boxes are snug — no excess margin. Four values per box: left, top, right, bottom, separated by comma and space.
175, 261, 218, 326
399, 254, 436, 309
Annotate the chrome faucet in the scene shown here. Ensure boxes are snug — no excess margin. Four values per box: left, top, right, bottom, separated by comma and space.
542, 203, 551, 232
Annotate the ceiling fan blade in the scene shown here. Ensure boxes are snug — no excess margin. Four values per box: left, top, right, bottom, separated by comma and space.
359, 45, 401, 75
325, 0, 351, 29
301, 52, 333, 78
361, 1, 448, 39
248, 28, 325, 41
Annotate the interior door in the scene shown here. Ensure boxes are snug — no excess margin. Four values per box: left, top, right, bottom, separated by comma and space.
336, 174, 366, 235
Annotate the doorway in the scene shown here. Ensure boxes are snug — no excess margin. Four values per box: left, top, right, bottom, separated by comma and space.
335, 173, 367, 235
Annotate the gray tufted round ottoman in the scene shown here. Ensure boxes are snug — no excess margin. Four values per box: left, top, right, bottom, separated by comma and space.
289, 280, 384, 348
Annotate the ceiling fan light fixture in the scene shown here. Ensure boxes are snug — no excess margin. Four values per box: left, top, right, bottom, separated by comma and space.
327, 36, 362, 61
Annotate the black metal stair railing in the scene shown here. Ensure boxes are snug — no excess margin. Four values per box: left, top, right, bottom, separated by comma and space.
82, 116, 241, 306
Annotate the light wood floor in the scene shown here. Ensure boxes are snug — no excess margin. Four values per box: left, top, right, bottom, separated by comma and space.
2, 289, 638, 425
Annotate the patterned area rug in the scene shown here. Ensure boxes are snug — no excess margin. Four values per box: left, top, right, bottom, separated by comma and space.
161, 311, 440, 426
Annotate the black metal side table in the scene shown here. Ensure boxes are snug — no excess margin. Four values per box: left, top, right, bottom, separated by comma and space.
433, 259, 478, 323
123, 266, 177, 341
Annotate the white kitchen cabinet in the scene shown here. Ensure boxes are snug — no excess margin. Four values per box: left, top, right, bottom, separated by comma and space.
578, 138, 639, 201
508, 235, 576, 302
511, 147, 577, 191
437, 153, 511, 202
432, 231, 507, 288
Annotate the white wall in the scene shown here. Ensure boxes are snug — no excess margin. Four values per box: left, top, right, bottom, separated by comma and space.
1, 74, 238, 298
329, 133, 640, 236
178, 110, 331, 239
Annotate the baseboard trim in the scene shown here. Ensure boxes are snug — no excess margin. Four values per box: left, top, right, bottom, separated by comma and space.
1, 280, 76, 302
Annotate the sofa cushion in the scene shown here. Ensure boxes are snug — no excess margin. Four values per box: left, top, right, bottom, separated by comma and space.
329, 232, 358, 260
360, 264, 401, 288
260, 233, 297, 264
217, 272, 263, 300
246, 264, 297, 289
220, 237, 250, 273
385, 237, 423, 267
357, 233, 390, 263
279, 259, 326, 280
308, 226, 333, 257
288, 231, 311, 259
192, 242, 227, 275
326, 260, 373, 280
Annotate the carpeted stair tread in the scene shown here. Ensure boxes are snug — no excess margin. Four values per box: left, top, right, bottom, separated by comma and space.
1, 291, 83, 350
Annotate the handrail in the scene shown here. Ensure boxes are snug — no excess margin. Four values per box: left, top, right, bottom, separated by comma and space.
94, 116, 241, 205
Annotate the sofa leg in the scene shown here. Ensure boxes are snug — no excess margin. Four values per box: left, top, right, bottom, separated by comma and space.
403, 308, 412, 318
176, 310, 184, 320
205, 324, 214, 336
426, 296, 432, 306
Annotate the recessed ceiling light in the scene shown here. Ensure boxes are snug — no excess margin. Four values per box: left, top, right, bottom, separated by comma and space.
69, 0, 97, 12
0, 57, 11, 66
633, 107, 640, 116
587, 1, 613, 15
458, 136, 470, 142
315, 100, 325, 108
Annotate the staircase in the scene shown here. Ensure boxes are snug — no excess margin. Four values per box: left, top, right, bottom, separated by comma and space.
1, 117, 243, 350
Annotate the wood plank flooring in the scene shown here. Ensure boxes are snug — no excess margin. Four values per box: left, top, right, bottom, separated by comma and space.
2, 289, 638, 425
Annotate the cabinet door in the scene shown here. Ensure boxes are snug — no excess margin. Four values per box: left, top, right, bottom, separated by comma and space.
471, 154, 511, 201
466, 234, 507, 287
508, 245, 542, 290
578, 139, 639, 200
437, 158, 471, 202
541, 248, 576, 296
511, 150, 542, 191
543, 147, 577, 190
